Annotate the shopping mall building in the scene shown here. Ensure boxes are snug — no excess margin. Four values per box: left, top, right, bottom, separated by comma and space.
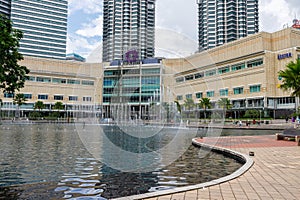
1, 28, 300, 119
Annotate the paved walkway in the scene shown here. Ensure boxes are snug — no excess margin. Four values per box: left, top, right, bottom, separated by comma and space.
143, 135, 300, 200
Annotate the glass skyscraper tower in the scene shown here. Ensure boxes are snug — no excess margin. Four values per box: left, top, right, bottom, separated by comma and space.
0, 0, 68, 60
102, 0, 156, 62
0, 0, 10, 15
197, 0, 259, 51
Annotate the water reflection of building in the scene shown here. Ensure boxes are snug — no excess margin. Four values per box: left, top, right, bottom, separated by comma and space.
1, 28, 300, 119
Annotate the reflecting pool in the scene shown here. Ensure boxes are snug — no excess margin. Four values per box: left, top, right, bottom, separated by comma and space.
0, 124, 248, 199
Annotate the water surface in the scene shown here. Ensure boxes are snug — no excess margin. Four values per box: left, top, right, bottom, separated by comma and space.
0, 124, 261, 199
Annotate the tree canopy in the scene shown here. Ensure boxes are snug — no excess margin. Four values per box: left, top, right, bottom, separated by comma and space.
278, 59, 300, 97
199, 97, 211, 110
13, 93, 26, 107
34, 101, 45, 111
184, 98, 195, 111
217, 98, 232, 110
53, 101, 64, 110
0, 15, 29, 94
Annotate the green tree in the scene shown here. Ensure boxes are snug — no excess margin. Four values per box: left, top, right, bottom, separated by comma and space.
0, 15, 30, 94
53, 101, 64, 110
278, 59, 300, 97
13, 93, 26, 118
51, 101, 64, 118
184, 98, 195, 119
244, 109, 259, 119
217, 98, 232, 118
34, 101, 45, 112
199, 97, 211, 121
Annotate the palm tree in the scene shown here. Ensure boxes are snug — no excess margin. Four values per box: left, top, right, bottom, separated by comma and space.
52, 101, 64, 118
34, 101, 45, 112
278, 59, 300, 97
217, 98, 232, 118
184, 98, 195, 119
199, 97, 211, 121
13, 93, 27, 119
53, 101, 64, 111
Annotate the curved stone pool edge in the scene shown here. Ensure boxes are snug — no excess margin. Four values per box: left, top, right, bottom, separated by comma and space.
114, 138, 254, 200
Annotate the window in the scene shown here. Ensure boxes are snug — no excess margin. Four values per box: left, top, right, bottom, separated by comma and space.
233, 87, 244, 95
196, 92, 203, 99
24, 94, 32, 99
247, 59, 263, 68
195, 72, 204, 79
176, 77, 184, 83
67, 79, 80, 85
185, 75, 194, 81
205, 69, 216, 77
28, 76, 36, 81
231, 63, 245, 71
4, 92, 14, 98
219, 89, 228, 96
54, 95, 63, 100
186, 94, 192, 99
83, 97, 92, 102
36, 77, 51, 83
250, 85, 261, 93
177, 95, 183, 100
81, 80, 94, 86
206, 91, 214, 97
38, 94, 48, 100
69, 96, 78, 101
52, 78, 66, 84
218, 66, 230, 74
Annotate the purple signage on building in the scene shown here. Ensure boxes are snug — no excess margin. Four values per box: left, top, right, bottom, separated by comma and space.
278, 52, 292, 60
125, 49, 139, 63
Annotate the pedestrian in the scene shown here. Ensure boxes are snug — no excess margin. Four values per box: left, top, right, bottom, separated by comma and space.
292, 116, 295, 123
285, 116, 289, 123
239, 120, 242, 127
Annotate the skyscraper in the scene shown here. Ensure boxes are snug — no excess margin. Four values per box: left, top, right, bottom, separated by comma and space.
102, 0, 156, 62
197, 0, 259, 51
0, 0, 10, 16
0, 0, 68, 60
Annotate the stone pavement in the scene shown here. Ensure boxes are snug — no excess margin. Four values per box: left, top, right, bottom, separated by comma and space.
142, 135, 300, 200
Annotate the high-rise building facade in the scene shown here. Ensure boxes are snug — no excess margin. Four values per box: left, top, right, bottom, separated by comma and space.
197, 0, 259, 51
1, 0, 68, 59
102, 0, 156, 63
0, 0, 10, 16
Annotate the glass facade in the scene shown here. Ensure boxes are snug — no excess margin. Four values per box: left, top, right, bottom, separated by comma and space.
10, 0, 68, 59
102, 64, 162, 119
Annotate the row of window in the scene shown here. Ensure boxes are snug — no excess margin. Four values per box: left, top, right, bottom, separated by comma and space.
28, 76, 95, 86
177, 85, 261, 100
176, 58, 263, 83
3, 93, 92, 102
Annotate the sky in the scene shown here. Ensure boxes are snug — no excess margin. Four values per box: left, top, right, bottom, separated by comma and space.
67, 0, 300, 61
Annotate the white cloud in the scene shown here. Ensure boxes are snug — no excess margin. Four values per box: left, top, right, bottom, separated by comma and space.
67, 34, 101, 58
259, 0, 296, 32
156, 0, 198, 40
75, 15, 103, 38
68, 0, 102, 15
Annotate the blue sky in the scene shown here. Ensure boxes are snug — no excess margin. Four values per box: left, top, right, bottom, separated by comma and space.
67, 0, 300, 60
